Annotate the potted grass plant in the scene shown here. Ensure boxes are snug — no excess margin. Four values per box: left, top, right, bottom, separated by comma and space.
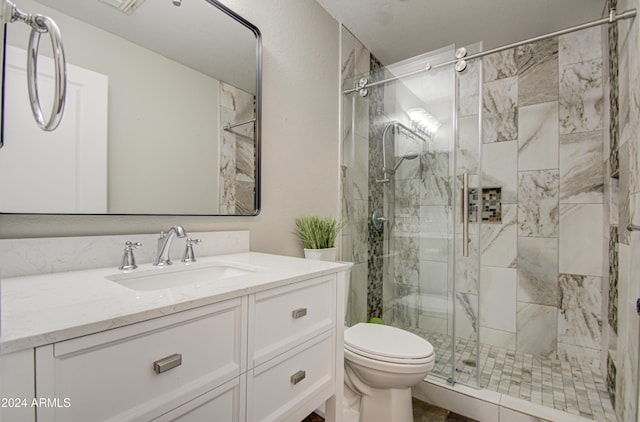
293, 215, 344, 261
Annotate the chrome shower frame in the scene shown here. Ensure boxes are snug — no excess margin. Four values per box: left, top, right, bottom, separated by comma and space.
344, 7, 636, 95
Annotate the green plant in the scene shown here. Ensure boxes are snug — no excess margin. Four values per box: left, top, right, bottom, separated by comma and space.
293, 215, 344, 249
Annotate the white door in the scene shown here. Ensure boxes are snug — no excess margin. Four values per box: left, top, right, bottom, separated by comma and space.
0, 45, 108, 213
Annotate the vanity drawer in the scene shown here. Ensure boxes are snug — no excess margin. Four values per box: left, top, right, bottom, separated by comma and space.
152, 375, 245, 422
250, 275, 335, 366
247, 330, 334, 422
36, 298, 246, 422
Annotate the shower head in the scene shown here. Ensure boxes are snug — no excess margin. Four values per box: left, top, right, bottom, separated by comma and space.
392, 152, 419, 172
377, 121, 425, 183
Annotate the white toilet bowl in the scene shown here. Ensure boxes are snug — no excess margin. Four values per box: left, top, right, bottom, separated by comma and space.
343, 323, 435, 422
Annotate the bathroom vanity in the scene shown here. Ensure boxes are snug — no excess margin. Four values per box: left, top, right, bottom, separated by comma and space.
0, 232, 350, 422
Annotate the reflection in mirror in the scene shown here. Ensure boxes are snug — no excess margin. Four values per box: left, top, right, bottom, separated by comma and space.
1, 0, 261, 215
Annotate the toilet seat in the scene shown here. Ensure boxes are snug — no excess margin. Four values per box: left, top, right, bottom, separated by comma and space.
344, 323, 434, 365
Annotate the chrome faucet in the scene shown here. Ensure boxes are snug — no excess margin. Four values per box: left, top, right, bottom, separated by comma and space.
153, 225, 187, 266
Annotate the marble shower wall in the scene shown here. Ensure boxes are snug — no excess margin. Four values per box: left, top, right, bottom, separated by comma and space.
219, 82, 256, 214
607, 0, 640, 419
478, 27, 606, 367
340, 27, 371, 325
367, 55, 389, 321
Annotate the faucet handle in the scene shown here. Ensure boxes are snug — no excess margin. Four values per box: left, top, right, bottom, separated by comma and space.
119, 241, 142, 270
182, 238, 202, 263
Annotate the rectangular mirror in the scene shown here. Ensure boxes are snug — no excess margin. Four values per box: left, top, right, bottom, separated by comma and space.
0, 0, 261, 215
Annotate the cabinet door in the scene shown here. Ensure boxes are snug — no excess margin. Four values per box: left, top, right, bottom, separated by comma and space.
152, 375, 245, 422
36, 299, 246, 422
0, 349, 35, 422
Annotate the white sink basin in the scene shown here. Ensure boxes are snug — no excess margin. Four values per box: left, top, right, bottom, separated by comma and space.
106, 262, 254, 291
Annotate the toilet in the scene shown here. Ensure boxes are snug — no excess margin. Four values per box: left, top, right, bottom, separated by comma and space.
342, 323, 435, 422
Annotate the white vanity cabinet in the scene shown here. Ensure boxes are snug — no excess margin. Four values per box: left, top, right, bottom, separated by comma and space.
0, 349, 36, 422
35, 298, 247, 422
1, 250, 348, 422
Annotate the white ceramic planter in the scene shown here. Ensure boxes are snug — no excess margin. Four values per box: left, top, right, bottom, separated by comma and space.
303, 247, 336, 262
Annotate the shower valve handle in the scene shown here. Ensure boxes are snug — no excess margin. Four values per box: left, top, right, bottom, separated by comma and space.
372, 210, 388, 230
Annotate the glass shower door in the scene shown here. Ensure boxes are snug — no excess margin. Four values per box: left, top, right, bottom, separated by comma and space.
341, 42, 482, 388
450, 42, 483, 387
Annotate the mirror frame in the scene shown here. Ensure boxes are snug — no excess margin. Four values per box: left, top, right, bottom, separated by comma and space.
0, 0, 262, 216
1, 16, 5, 151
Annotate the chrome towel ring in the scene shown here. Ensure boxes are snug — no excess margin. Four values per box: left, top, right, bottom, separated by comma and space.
3, 1, 66, 131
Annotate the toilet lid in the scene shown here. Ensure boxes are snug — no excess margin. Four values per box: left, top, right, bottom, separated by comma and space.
344, 323, 434, 360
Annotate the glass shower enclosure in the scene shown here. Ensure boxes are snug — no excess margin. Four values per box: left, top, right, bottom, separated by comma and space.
342, 43, 483, 387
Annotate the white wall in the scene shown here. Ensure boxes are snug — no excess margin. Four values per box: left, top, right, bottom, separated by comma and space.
0, 0, 341, 258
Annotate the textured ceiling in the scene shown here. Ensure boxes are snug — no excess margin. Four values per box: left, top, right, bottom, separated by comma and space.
314, 0, 609, 64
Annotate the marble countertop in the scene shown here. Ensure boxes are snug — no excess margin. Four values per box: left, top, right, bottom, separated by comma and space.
1, 252, 352, 355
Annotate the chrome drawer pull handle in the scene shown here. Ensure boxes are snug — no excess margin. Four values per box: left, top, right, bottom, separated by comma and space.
153, 353, 182, 374
291, 370, 306, 385
292, 308, 307, 319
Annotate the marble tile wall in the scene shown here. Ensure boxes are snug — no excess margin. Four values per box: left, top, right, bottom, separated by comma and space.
340, 27, 395, 324
219, 82, 256, 214
367, 54, 388, 321
609, 0, 620, 178
608, 226, 619, 334
608, 0, 640, 418
605, 10, 620, 412
479, 27, 606, 367
607, 351, 617, 407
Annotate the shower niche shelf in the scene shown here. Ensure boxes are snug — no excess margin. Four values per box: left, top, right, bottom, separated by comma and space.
468, 187, 501, 223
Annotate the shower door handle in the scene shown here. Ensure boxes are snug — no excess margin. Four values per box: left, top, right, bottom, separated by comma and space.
462, 173, 469, 257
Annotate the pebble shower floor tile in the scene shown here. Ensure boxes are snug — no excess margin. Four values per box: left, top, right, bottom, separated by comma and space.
403, 328, 616, 422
